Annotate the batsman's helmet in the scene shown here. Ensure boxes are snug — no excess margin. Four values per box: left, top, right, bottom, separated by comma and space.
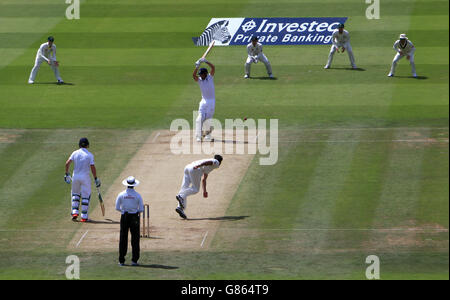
338, 23, 345, 28
198, 68, 208, 75
48, 36, 55, 42
79, 137, 89, 148
214, 154, 223, 164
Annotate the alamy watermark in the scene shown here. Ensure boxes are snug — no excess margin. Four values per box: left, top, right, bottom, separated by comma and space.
65, 0, 80, 20
365, 0, 380, 19
65, 255, 80, 279
365, 255, 380, 279
170, 113, 278, 165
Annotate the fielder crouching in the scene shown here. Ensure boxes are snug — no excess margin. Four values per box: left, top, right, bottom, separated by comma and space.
28, 36, 63, 84
245, 36, 273, 79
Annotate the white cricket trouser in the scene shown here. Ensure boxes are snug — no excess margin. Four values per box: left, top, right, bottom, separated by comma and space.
71, 175, 91, 219
178, 166, 203, 209
326, 42, 356, 68
196, 99, 215, 139
245, 53, 272, 76
29, 56, 62, 82
390, 49, 416, 75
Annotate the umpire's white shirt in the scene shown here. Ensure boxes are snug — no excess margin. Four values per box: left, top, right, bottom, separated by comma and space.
69, 148, 94, 178
115, 188, 144, 214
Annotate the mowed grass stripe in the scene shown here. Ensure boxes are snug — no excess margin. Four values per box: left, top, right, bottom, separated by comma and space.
416, 128, 449, 227
0, 1, 447, 17
0, 130, 67, 228
325, 129, 394, 250
286, 130, 361, 252
5, 47, 449, 67
1, 65, 448, 85
1, 30, 447, 49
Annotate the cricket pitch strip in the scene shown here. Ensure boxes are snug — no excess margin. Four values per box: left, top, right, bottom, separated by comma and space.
69, 130, 255, 251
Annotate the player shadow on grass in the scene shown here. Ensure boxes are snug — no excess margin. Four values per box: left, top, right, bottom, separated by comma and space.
127, 264, 179, 270
329, 67, 366, 71
213, 139, 251, 145
250, 76, 278, 80
34, 82, 75, 85
73, 218, 120, 224
187, 215, 250, 221
393, 75, 428, 80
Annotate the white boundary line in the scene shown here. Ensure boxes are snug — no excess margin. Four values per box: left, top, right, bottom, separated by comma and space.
151, 131, 161, 143
76, 230, 89, 248
200, 231, 209, 247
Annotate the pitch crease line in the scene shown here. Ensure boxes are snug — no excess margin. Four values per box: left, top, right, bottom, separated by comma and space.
76, 230, 89, 248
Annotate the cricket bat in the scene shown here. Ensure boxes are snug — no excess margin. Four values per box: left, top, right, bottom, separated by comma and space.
201, 41, 215, 59
96, 186, 105, 216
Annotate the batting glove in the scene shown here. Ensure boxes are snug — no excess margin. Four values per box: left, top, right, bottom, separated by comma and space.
195, 60, 201, 68
64, 173, 72, 184
199, 58, 208, 63
95, 177, 101, 188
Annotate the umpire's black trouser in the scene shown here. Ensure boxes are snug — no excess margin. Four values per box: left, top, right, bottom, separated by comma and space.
119, 212, 140, 264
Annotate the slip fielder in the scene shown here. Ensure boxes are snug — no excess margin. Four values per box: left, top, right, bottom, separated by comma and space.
28, 36, 63, 84
175, 155, 223, 219
245, 36, 273, 79
388, 34, 417, 77
324, 23, 357, 69
193, 58, 216, 142
64, 138, 101, 222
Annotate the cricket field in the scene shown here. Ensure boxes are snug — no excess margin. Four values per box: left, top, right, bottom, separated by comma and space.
0, 0, 448, 280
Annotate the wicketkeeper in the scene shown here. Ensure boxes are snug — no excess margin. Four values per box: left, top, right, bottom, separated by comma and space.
245, 36, 273, 78
28, 36, 63, 84
175, 155, 223, 219
388, 34, 417, 77
64, 138, 101, 222
324, 23, 357, 69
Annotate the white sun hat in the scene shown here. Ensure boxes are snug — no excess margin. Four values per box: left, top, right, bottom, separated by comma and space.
399, 33, 408, 39
122, 176, 140, 187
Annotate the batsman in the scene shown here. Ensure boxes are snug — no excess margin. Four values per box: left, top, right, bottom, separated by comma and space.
193, 56, 216, 142
64, 138, 101, 222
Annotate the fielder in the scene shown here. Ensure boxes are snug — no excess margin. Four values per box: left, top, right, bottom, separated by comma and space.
245, 36, 273, 79
175, 155, 223, 219
28, 36, 63, 84
193, 58, 216, 142
324, 23, 357, 69
388, 34, 417, 77
64, 138, 101, 222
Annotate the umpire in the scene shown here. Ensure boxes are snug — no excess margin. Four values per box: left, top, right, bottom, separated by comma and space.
115, 176, 144, 266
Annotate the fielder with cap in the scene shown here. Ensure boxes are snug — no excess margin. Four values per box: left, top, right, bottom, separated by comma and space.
64, 138, 101, 222
28, 36, 64, 84
115, 176, 144, 266
245, 36, 273, 79
175, 155, 223, 219
324, 23, 357, 69
193, 58, 216, 142
388, 34, 417, 77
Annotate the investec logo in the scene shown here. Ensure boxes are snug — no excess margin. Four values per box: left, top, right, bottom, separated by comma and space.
233, 17, 347, 45
193, 17, 347, 46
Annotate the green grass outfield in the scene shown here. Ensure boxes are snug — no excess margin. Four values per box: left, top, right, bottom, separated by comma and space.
0, 0, 448, 280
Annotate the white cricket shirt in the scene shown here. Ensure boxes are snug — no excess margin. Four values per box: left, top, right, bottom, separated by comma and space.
198, 74, 215, 101
37, 42, 56, 62
69, 148, 95, 177
332, 29, 350, 46
115, 188, 144, 214
247, 42, 263, 57
393, 40, 415, 54
189, 159, 220, 175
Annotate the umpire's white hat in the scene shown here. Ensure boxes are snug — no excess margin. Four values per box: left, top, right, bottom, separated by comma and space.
122, 176, 140, 187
